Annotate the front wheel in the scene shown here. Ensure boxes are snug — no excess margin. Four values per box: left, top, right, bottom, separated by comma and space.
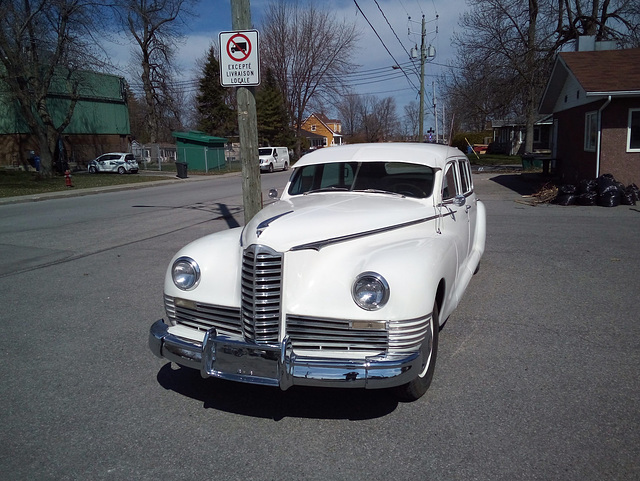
89, 165, 97, 174
268, 163, 274, 173
395, 302, 439, 401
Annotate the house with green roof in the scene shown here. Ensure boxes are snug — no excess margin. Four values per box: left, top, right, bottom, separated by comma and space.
0, 70, 131, 168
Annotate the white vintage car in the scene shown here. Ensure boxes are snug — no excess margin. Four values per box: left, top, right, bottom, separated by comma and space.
149, 143, 486, 400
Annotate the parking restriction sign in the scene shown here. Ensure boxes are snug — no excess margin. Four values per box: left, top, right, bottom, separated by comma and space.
219, 30, 260, 87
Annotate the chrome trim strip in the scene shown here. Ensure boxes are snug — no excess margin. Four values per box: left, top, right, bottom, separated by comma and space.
256, 211, 293, 237
291, 215, 439, 251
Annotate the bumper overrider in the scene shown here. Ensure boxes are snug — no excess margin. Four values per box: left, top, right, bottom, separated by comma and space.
149, 319, 425, 390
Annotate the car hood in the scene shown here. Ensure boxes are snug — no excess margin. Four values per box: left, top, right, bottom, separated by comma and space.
241, 193, 435, 252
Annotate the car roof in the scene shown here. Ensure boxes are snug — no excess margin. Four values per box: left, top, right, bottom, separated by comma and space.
294, 143, 465, 170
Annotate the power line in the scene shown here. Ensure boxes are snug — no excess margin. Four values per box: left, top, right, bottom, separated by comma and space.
373, 0, 415, 68
353, 0, 418, 92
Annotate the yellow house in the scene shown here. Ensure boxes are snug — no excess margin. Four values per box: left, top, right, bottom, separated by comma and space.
300, 113, 343, 148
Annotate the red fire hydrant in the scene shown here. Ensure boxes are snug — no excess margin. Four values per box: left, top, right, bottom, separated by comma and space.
65, 169, 73, 188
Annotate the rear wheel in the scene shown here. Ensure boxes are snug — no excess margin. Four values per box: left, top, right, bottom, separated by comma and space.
117, 166, 126, 174
395, 302, 439, 401
283, 162, 289, 171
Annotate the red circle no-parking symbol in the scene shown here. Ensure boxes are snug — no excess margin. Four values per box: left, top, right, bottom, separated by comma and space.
226, 33, 252, 62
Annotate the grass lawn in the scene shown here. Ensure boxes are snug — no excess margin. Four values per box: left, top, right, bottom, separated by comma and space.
0, 163, 245, 198
467, 153, 522, 166
0, 170, 176, 198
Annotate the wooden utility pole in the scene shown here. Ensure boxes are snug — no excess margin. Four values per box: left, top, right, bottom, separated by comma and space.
418, 15, 426, 142
231, 0, 261, 223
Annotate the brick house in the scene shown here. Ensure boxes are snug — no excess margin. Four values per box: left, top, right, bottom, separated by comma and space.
538, 45, 640, 185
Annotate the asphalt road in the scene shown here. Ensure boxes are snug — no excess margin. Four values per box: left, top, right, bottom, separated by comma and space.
0, 170, 638, 480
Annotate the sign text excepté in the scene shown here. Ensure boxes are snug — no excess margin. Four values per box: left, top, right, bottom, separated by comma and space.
219, 30, 260, 87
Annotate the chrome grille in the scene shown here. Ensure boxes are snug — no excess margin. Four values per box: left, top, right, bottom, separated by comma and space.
287, 315, 388, 353
164, 295, 242, 337
241, 245, 283, 344
388, 315, 431, 353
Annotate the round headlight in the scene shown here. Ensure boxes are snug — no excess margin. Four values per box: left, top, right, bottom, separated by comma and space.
172, 257, 200, 290
352, 272, 390, 311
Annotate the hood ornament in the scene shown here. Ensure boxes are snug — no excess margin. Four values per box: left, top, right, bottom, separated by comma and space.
256, 211, 293, 237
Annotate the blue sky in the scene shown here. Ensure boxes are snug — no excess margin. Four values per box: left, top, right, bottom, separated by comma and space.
105, 0, 461, 129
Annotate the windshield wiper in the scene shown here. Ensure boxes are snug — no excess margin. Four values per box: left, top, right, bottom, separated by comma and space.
353, 189, 406, 197
303, 186, 349, 195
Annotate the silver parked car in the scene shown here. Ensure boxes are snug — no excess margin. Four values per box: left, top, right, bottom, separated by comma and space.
88, 153, 139, 174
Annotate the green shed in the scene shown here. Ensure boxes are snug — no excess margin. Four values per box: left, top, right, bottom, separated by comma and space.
172, 131, 228, 172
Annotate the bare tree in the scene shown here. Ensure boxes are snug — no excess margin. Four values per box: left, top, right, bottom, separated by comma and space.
357, 95, 399, 143
261, 0, 359, 156
0, 0, 106, 176
336, 93, 363, 138
116, 0, 192, 144
554, 0, 640, 47
451, 0, 555, 152
445, 0, 639, 151
403, 101, 420, 141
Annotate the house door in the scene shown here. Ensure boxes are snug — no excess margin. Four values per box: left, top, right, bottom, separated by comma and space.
552, 119, 558, 158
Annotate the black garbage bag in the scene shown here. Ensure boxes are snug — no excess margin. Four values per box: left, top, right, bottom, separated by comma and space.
578, 191, 598, 206
555, 194, 579, 206
597, 174, 618, 195
577, 179, 598, 195
627, 183, 640, 202
598, 191, 621, 207
621, 187, 637, 206
558, 184, 577, 195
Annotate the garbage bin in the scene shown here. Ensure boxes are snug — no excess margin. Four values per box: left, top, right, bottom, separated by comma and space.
176, 162, 188, 179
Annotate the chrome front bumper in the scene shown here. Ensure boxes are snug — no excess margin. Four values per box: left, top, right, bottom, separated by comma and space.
149, 319, 423, 390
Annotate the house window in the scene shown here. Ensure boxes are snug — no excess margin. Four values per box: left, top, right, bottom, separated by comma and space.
533, 127, 541, 143
584, 111, 597, 152
628, 109, 640, 152
311, 124, 316, 132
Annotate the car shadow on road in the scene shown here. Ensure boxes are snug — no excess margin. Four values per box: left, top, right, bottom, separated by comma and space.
156, 363, 398, 420
489, 173, 552, 196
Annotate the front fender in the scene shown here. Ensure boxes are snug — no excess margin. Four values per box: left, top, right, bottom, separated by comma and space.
282, 225, 457, 322
163, 227, 244, 307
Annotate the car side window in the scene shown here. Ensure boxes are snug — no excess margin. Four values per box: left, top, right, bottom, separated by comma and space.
459, 159, 472, 195
442, 163, 459, 201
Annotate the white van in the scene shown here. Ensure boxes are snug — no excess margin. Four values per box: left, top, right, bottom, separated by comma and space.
258, 147, 290, 172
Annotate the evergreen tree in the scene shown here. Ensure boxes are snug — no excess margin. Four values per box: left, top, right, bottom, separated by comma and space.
256, 68, 294, 147
195, 47, 235, 137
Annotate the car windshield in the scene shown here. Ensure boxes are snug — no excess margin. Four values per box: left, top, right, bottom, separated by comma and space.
288, 161, 435, 199
258, 148, 273, 156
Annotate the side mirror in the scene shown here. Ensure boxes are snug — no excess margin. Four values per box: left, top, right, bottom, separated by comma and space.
268, 189, 278, 199
453, 195, 466, 207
